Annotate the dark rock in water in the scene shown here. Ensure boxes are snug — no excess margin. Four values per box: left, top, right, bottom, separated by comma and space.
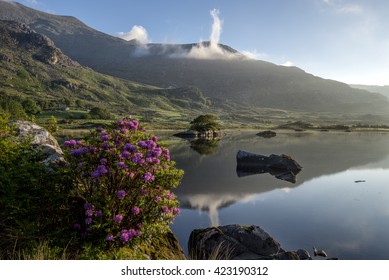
354, 180, 366, 183
257, 130, 276, 138
188, 224, 303, 260
236, 150, 303, 183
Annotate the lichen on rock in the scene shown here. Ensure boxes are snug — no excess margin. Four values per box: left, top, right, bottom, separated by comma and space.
13, 120, 65, 170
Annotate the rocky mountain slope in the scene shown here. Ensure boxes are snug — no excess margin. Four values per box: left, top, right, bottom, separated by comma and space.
1, 1, 388, 124
0, 19, 215, 127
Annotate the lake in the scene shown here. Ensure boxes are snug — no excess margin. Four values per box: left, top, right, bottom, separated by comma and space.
162, 130, 389, 260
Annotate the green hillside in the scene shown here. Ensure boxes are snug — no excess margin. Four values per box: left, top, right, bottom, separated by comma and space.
1, 2, 389, 129
0, 20, 217, 129
1, 1, 387, 117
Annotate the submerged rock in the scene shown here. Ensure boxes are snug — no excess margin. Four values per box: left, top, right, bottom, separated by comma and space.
188, 224, 303, 260
236, 150, 303, 183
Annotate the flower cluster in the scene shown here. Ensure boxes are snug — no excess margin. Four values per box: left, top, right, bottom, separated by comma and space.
64, 116, 183, 247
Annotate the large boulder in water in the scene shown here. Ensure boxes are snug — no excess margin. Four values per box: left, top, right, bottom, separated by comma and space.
236, 150, 303, 183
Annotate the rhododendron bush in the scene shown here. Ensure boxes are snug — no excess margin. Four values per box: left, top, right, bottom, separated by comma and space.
64, 116, 183, 247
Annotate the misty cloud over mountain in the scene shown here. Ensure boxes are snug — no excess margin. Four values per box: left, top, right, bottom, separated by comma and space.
121, 9, 250, 60
117, 25, 149, 45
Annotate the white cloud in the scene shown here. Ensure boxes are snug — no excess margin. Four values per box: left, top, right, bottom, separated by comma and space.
184, 9, 246, 60
209, 9, 222, 47
241, 50, 268, 60
125, 9, 256, 61
117, 25, 149, 44
337, 4, 363, 15
26, 0, 38, 4
322, 0, 332, 4
281, 61, 294, 67
322, 0, 364, 15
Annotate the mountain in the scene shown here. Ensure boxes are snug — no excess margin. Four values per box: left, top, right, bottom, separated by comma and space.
0, 19, 215, 128
350, 84, 389, 99
1, 1, 389, 120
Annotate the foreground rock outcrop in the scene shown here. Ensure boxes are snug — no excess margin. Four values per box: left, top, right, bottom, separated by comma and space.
236, 150, 303, 183
188, 224, 311, 260
13, 121, 65, 170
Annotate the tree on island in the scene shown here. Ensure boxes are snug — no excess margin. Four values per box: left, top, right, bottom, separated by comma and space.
190, 114, 221, 132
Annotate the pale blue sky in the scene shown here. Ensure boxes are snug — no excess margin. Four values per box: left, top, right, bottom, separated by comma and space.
8, 0, 389, 85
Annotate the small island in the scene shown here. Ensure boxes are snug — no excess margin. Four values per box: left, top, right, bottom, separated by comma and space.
174, 114, 224, 139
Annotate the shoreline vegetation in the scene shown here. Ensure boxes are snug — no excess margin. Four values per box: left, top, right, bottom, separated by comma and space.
56, 123, 389, 140
35, 108, 389, 134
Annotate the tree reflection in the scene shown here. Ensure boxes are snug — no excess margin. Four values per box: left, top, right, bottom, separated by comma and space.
189, 139, 220, 155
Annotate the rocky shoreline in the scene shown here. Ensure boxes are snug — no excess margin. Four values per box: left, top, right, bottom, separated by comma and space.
188, 224, 315, 260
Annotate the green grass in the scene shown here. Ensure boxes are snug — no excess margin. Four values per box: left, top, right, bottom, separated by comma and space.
37, 109, 89, 121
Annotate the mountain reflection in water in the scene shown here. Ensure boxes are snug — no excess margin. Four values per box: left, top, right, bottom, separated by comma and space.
163, 131, 389, 259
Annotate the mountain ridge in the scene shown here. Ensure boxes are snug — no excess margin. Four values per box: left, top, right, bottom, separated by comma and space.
0, 19, 219, 128
1, 1, 389, 119
350, 84, 389, 99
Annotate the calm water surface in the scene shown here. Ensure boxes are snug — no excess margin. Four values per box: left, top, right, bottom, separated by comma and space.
162, 131, 389, 260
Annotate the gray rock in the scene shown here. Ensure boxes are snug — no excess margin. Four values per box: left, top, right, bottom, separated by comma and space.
296, 249, 312, 260
236, 150, 303, 183
188, 224, 300, 260
13, 121, 65, 170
